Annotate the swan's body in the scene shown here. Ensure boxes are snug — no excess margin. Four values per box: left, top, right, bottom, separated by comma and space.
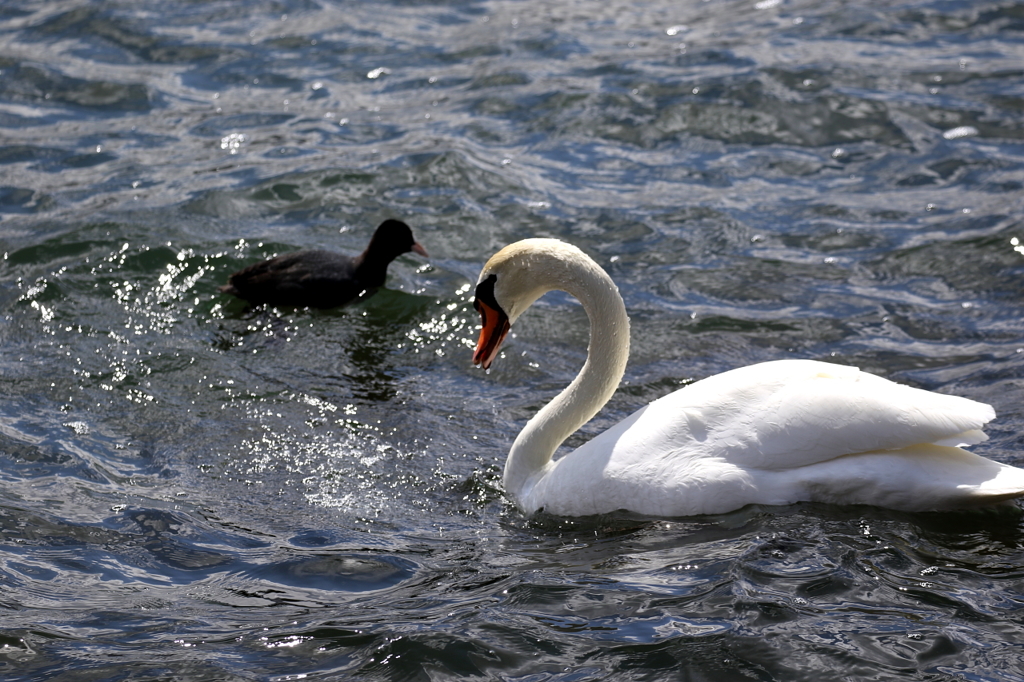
472, 238, 1024, 517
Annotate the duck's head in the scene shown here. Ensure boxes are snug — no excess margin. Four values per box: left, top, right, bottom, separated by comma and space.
472, 238, 586, 370
367, 219, 428, 261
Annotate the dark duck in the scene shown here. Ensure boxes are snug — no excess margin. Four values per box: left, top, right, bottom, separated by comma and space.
220, 219, 427, 309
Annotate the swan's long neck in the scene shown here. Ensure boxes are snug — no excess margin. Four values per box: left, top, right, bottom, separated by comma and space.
503, 257, 630, 501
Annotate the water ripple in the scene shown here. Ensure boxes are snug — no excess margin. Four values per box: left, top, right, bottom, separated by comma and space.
2, 0, 1024, 680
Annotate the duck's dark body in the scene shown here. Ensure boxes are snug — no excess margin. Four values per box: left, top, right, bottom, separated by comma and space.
220, 219, 426, 309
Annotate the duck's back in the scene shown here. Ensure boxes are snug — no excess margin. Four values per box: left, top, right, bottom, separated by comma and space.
223, 250, 366, 308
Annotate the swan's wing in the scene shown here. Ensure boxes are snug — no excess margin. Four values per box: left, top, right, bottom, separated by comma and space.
595, 359, 995, 472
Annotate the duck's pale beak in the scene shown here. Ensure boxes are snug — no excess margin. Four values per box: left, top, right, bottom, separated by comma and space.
473, 299, 510, 370
412, 242, 428, 258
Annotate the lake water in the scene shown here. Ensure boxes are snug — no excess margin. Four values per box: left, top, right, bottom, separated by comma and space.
2, 0, 1024, 679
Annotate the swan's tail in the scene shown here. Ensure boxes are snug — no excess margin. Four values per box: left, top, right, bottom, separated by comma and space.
794, 444, 1024, 511
955, 458, 1024, 507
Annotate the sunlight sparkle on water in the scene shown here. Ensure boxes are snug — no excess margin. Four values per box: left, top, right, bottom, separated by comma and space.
943, 126, 979, 140
220, 133, 247, 154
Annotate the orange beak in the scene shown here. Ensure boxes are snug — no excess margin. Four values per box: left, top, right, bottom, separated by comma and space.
473, 298, 510, 370
411, 242, 428, 258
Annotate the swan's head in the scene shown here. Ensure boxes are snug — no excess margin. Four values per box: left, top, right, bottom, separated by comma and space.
472, 238, 591, 369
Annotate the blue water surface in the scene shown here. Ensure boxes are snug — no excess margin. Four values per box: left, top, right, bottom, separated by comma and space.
2, 0, 1024, 679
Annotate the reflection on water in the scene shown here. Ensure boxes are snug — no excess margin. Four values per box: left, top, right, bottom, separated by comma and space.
2, 0, 1024, 679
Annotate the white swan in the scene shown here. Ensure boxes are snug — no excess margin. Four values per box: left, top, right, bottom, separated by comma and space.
471, 238, 1024, 517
